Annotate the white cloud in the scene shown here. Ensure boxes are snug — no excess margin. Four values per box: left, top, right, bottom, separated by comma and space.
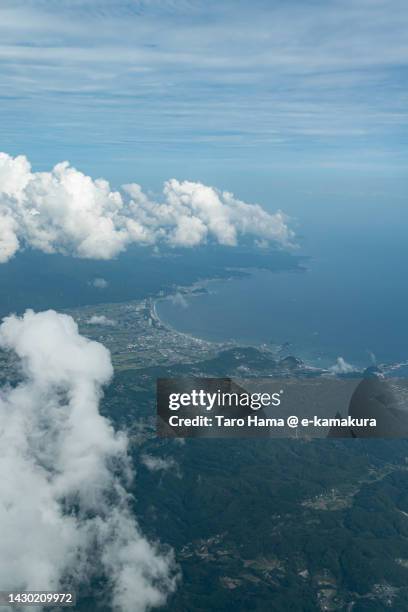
169, 292, 189, 309
0, 152, 294, 263
0, 309, 177, 610
329, 357, 356, 375
87, 314, 117, 326
91, 277, 109, 289
141, 453, 178, 473
0, 213, 19, 263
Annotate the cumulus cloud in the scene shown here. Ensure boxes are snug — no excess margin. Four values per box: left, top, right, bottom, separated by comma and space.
87, 314, 116, 326
0, 152, 294, 263
329, 356, 356, 375
0, 214, 19, 263
0, 309, 177, 610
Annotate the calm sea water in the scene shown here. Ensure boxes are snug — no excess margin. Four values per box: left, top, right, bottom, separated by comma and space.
157, 214, 408, 370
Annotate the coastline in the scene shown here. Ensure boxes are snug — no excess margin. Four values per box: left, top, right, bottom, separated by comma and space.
150, 277, 291, 365
149, 291, 234, 352
151, 273, 287, 353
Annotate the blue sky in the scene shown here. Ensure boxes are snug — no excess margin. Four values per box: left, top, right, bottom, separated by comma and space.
0, 0, 407, 212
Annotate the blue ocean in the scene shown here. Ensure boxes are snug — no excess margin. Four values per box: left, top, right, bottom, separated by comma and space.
157, 195, 408, 370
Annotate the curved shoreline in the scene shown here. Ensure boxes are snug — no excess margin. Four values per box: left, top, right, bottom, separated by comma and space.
149, 285, 357, 375
150, 294, 232, 351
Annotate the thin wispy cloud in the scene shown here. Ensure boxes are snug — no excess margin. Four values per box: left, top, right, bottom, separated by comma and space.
0, 0, 406, 172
